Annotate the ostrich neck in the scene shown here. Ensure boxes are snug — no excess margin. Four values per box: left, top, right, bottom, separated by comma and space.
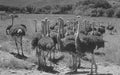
11, 16, 14, 26
57, 27, 64, 51
75, 22, 80, 40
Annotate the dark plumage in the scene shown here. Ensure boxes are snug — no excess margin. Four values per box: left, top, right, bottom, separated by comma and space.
97, 26, 105, 34
89, 31, 102, 36
107, 25, 114, 31
31, 32, 43, 49
9, 24, 27, 36
76, 34, 105, 53
49, 31, 58, 45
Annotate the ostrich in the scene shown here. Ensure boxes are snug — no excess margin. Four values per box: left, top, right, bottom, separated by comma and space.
49, 31, 59, 55
56, 24, 77, 70
57, 17, 65, 38
32, 18, 56, 68
33, 19, 38, 32
74, 21, 105, 74
6, 14, 27, 56
31, 32, 44, 69
106, 22, 117, 35
41, 18, 50, 36
88, 22, 106, 36
97, 25, 106, 35
107, 22, 114, 31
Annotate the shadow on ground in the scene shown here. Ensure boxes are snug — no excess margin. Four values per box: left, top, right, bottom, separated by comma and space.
37, 65, 59, 74
10, 52, 28, 60
66, 71, 113, 75
66, 71, 89, 75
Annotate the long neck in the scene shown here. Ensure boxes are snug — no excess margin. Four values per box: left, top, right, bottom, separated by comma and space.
46, 21, 50, 37
11, 15, 14, 26
34, 20, 37, 32
41, 20, 47, 37
57, 25, 64, 51
59, 18, 64, 38
75, 21, 80, 37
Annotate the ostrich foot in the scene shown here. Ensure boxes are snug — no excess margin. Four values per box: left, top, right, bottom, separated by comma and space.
88, 71, 95, 75
22, 53, 25, 56
77, 64, 81, 68
17, 53, 20, 56
73, 68, 77, 73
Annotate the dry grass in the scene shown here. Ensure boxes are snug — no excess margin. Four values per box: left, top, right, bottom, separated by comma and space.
0, 51, 36, 70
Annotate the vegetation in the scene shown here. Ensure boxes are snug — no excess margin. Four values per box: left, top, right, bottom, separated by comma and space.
1, 0, 120, 18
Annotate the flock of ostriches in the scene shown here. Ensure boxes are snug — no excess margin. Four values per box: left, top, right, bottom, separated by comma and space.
5, 14, 116, 75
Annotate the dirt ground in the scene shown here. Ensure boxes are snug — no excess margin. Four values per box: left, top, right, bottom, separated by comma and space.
0, 14, 120, 75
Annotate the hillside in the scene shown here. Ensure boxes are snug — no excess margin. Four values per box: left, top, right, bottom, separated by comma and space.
0, 0, 79, 8
0, 0, 120, 8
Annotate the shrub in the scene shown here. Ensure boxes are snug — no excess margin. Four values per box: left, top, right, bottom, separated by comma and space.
114, 8, 120, 18
96, 8, 105, 17
105, 8, 114, 17
25, 5, 36, 13
75, 0, 111, 9
90, 8, 97, 17
59, 4, 73, 14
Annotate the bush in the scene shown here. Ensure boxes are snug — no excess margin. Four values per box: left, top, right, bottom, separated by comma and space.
96, 8, 105, 17
114, 8, 120, 18
90, 8, 97, 17
105, 8, 114, 17
75, 0, 111, 9
25, 5, 36, 13
59, 4, 74, 14
73, 5, 89, 15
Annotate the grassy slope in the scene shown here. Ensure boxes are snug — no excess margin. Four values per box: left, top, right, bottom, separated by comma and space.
0, 0, 79, 8
0, 0, 120, 8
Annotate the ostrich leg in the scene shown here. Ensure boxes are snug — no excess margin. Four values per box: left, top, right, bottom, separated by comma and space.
43, 51, 46, 66
94, 46, 98, 75
72, 53, 77, 72
50, 50, 52, 66
90, 53, 94, 75
14, 37, 20, 55
20, 36, 24, 56
37, 48, 42, 70
52, 47, 55, 59
77, 56, 81, 68
90, 46, 98, 75
74, 54, 78, 72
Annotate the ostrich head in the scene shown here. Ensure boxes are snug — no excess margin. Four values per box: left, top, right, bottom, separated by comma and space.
41, 18, 50, 37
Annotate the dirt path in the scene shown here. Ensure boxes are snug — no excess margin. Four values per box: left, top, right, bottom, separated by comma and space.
0, 62, 120, 75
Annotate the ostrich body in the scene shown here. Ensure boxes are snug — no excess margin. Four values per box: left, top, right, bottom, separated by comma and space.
32, 18, 56, 69
74, 21, 105, 74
